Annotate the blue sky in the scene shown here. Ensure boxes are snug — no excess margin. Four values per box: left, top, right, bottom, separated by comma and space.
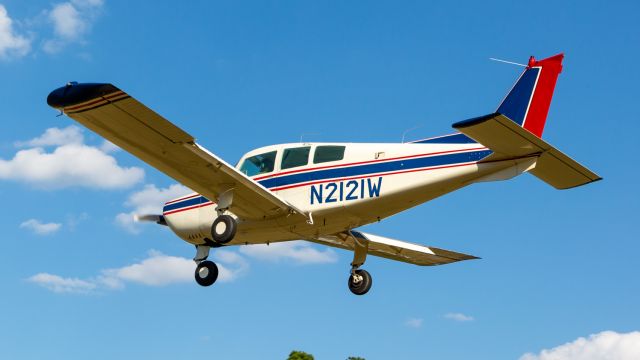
1, 1, 639, 359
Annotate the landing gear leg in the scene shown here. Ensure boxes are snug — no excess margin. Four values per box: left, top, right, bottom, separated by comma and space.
193, 245, 218, 287
347, 234, 372, 295
211, 189, 237, 244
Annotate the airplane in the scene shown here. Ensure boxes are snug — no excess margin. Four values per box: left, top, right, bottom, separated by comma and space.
47, 53, 600, 295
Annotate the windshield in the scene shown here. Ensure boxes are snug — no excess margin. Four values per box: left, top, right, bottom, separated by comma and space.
239, 151, 277, 177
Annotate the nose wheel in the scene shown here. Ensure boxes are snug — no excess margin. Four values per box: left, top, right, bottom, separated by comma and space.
348, 269, 372, 295
195, 260, 219, 287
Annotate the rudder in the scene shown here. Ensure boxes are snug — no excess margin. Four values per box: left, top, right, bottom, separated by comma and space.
496, 53, 564, 137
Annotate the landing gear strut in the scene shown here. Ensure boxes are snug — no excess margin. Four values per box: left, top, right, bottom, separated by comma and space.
347, 232, 373, 295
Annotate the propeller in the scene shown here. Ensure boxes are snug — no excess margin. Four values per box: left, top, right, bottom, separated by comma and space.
134, 214, 167, 226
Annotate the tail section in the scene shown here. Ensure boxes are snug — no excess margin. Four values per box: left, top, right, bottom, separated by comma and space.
496, 53, 564, 137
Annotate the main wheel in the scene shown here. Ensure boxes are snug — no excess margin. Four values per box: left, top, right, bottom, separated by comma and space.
195, 261, 219, 287
211, 215, 237, 244
348, 269, 372, 295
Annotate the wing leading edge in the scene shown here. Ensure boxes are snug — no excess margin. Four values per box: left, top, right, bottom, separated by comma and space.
47, 82, 307, 221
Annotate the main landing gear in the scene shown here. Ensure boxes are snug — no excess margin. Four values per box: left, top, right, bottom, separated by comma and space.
211, 214, 237, 244
348, 232, 372, 295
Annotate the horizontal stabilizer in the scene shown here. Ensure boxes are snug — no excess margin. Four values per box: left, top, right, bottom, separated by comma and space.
312, 231, 478, 266
453, 113, 602, 189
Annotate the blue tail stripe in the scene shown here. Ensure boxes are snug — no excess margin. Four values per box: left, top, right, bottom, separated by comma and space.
497, 67, 540, 125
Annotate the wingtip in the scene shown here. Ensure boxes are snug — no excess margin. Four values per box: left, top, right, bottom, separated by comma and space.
47, 82, 119, 109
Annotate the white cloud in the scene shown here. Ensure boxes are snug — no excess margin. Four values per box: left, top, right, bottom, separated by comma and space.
444, 312, 474, 322
28, 249, 248, 294
115, 184, 192, 233
101, 250, 248, 287
100, 140, 119, 153
0, 127, 144, 189
212, 250, 249, 282
15, 125, 84, 147
0, 5, 31, 59
49, 3, 83, 40
43, 0, 103, 54
520, 331, 640, 360
405, 318, 423, 328
100, 250, 195, 287
239, 241, 338, 264
27, 273, 96, 294
20, 219, 62, 235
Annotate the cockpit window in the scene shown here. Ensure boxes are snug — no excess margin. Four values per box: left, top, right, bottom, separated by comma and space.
281, 146, 311, 170
239, 151, 277, 176
313, 145, 345, 164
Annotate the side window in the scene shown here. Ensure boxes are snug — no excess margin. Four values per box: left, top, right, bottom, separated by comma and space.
239, 151, 277, 176
281, 146, 310, 170
313, 146, 345, 164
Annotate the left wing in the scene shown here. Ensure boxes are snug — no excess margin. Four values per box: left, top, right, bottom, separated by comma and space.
47, 83, 307, 221
312, 231, 478, 266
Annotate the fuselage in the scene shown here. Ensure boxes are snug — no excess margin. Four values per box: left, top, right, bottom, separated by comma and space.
161, 136, 528, 246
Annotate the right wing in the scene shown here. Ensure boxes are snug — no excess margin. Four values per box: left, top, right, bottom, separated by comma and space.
47, 83, 307, 221
312, 231, 478, 266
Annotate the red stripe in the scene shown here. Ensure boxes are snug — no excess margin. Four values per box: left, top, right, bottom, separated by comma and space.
65, 91, 128, 111
523, 54, 564, 137
254, 146, 486, 181
163, 201, 214, 215
165, 193, 200, 205
270, 162, 477, 191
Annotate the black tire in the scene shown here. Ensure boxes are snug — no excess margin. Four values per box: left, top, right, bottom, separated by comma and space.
348, 269, 372, 295
211, 215, 237, 244
195, 261, 219, 287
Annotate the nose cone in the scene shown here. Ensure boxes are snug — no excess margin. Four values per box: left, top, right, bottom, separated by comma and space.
47, 82, 119, 109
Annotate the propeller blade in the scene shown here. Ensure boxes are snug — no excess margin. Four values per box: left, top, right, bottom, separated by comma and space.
134, 214, 167, 226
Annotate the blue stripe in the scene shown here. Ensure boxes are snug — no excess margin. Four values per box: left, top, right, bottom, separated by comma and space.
258, 150, 492, 189
163, 197, 203, 212
164, 150, 493, 213
497, 67, 540, 126
412, 133, 477, 144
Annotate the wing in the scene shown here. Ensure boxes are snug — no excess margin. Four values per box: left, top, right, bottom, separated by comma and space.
47, 83, 307, 221
312, 231, 478, 266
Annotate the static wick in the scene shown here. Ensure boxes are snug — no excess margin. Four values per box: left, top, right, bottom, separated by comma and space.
489, 57, 527, 67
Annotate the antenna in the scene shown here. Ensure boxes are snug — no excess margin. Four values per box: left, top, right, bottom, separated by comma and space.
299, 132, 321, 143
401, 124, 423, 143
489, 57, 527, 67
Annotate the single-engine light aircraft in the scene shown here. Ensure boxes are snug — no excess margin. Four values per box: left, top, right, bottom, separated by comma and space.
47, 53, 600, 295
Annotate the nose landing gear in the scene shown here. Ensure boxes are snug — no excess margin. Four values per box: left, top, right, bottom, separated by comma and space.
192, 245, 219, 287
195, 260, 219, 286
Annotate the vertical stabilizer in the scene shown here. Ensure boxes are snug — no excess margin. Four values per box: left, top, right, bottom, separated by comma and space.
496, 53, 564, 137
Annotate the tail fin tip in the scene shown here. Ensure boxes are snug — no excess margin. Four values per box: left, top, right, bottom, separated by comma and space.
497, 53, 565, 138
